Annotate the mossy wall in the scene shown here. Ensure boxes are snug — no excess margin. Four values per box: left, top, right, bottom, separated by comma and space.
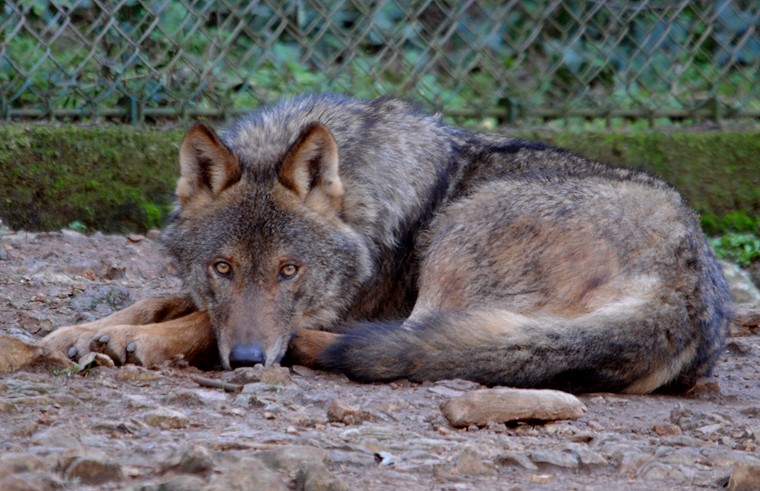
1, 124, 758, 234
0, 125, 183, 233
515, 130, 760, 234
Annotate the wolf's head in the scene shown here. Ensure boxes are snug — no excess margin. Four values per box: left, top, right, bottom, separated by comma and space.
162, 121, 372, 369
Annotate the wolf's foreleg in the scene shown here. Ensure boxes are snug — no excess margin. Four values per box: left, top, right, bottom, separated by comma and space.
40, 296, 213, 366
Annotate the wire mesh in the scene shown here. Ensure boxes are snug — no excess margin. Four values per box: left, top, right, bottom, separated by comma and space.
1, 0, 758, 125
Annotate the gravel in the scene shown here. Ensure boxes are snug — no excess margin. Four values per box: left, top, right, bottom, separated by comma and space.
0, 230, 758, 490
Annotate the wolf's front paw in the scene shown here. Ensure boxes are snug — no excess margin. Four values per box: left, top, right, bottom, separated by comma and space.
41, 324, 163, 367
41, 324, 104, 362
85, 326, 157, 366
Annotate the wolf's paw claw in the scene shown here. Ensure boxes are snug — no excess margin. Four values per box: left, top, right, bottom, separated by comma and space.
124, 342, 143, 365
89, 337, 113, 361
67, 346, 78, 359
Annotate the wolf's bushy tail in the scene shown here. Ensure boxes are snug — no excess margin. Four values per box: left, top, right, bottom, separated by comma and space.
319, 305, 724, 394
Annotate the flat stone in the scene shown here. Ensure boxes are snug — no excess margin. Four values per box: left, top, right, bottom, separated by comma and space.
222, 365, 264, 384
454, 445, 495, 476
440, 388, 586, 428
295, 463, 349, 491
291, 365, 317, 379
497, 451, 538, 470
669, 404, 732, 432
163, 390, 208, 408
0, 333, 74, 373
142, 407, 190, 429
68, 285, 131, 313
0, 333, 73, 373
63, 456, 124, 485
697, 422, 724, 435
575, 447, 608, 466
428, 386, 465, 398
700, 447, 760, 467
637, 461, 694, 482
0, 473, 64, 491
720, 260, 760, 304
435, 379, 483, 391
326, 449, 377, 467
327, 399, 372, 425
658, 447, 703, 466
212, 456, 287, 491
530, 449, 581, 469
653, 423, 682, 436
530, 474, 555, 484
115, 365, 163, 381
145, 474, 208, 491
619, 451, 654, 475
731, 303, 760, 336
0, 454, 46, 478
161, 445, 215, 476
0, 400, 19, 414
256, 445, 327, 473
260, 365, 294, 386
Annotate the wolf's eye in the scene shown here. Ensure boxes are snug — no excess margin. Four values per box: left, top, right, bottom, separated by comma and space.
279, 264, 298, 279
213, 261, 232, 276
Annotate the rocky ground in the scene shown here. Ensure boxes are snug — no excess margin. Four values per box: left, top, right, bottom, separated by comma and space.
0, 229, 759, 490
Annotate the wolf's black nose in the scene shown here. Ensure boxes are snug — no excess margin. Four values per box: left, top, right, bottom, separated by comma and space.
229, 343, 266, 368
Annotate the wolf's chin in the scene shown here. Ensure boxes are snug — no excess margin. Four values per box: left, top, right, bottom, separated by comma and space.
216, 339, 232, 370
265, 336, 289, 366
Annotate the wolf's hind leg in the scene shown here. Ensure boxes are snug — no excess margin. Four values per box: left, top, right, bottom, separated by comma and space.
41, 295, 199, 363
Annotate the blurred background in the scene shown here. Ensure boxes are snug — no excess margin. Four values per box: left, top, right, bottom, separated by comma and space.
2, 0, 758, 128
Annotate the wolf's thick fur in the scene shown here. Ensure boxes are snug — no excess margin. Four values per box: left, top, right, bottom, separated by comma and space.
42, 95, 732, 393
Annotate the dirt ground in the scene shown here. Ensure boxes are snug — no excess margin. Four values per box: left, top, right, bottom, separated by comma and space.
0, 229, 758, 490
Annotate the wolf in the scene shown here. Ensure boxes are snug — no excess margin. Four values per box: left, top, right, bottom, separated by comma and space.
41, 94, 732, 393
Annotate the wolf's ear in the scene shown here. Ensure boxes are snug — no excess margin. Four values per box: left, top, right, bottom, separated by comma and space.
177, 123, 241, 205
278, 122, 343, 214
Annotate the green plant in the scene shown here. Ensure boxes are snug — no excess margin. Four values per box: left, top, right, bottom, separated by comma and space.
67, 220, 87, 233
141, 202, 167, 230
51, 363, 81, 377
701, 211, 759, 235
710, 233, 760, 268
2, 1, 758, 125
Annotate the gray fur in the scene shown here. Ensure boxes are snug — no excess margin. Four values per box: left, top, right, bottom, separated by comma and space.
161, 94, 731, 392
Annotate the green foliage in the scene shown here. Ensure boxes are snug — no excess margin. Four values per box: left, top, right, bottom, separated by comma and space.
67, 220, 87, 233
2, 1, 757, 123
711, 233, 760, 267
51, 363, 81, 377
142, 202, 169, 230
701, 211, 759, 235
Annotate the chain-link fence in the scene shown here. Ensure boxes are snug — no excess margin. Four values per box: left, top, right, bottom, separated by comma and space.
1, 1, 759, 125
